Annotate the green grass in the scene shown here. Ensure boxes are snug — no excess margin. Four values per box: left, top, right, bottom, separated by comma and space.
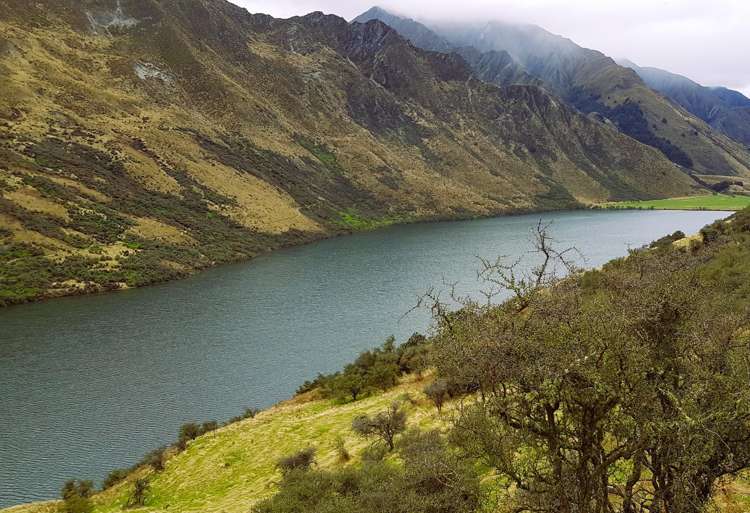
3, 377, 445, 513
336, 210, 403, 231
601, 194, 750, 211
296, 137, 340, 168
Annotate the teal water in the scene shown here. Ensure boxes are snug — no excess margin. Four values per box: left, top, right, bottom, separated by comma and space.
0, 209, 728, 507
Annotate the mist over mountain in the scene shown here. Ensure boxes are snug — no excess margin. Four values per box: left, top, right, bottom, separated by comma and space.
356, 7, 750, 179
354, 7, 540, 88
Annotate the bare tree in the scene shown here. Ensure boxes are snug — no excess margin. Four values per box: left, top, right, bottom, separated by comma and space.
477, 219, 583, 310
352, 402, 407, 451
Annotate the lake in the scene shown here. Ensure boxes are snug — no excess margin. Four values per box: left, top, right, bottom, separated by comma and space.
0, 209, 728, 507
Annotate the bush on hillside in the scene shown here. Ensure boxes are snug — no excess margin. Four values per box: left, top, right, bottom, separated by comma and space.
126, 478, 150, 508
297, 334, 431, 402
102, 468, 130, 490
277, 447, 316, 475
253, 429, 481, 513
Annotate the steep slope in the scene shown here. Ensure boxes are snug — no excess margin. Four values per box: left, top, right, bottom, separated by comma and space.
0, 0, 698, 305
2, 377, 446, 513
355, 9, 750, 177
619, 59, 750, 147
353, 7, 540, 87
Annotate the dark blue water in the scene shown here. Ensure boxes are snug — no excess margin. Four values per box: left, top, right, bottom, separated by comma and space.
0, 209, 727, 507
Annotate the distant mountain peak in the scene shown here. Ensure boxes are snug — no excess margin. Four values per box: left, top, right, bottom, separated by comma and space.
352, 7, 541, 87
353, 6, 453, 53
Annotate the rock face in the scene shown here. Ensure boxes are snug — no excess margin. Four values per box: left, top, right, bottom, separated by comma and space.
0, 0, 699, 305
357, 7, 750, 177
619, 59, 750, 148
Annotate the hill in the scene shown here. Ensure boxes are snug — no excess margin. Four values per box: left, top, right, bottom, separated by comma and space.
0, 0, 701, 306
3, 376, 447, 513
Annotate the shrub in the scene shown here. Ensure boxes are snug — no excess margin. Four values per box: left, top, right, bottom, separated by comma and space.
423, 379, 450, 412
296, 334, 432, 402
254, 429, 481, 513
227, 407, 260, 425
177, 421, 217, 450
60, 480, 94, 513
140, 446, 167, 472
126, 478, 150, 508
102, 468, 129, 490
334, 436, 350, 463
277, 447, 316, 474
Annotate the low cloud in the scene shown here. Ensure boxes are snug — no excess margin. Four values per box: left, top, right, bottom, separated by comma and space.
235, 0, 750, 95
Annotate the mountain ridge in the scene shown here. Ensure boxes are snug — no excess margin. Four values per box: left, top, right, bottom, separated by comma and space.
0, 0, 705, 305
356, 7, 750, 177
618, 59, 750, 147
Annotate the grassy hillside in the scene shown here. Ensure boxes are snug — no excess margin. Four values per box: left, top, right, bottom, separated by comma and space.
0, 0, 702, 306
3, 376, 448, 513
4, 374, 749, 513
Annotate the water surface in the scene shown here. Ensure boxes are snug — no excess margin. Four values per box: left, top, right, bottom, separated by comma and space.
0, 209, 727, 507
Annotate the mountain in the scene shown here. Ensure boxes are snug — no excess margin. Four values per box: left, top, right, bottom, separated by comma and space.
357, 8, 750, 178
353, 7, 540, 87
354, 6, 452, 53
0, 0, 702, 305
619, 59, 750, 147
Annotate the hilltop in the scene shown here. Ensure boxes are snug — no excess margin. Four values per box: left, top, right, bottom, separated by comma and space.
619, 59, 750, 147
0, 0, 704, 306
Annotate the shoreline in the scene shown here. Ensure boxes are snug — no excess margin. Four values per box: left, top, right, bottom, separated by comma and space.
1, 202, 738, 310
0, 208, 737, 511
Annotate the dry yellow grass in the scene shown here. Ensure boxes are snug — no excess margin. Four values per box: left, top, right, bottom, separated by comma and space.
183, 161, 323, 234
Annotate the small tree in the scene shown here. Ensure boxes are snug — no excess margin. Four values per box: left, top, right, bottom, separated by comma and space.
367, 360, 400, 391
424, 379, 449, 413
328, 367, 366, 401
102, 468, 129, 490
126, 478, 150, 508
277, 447, 316, 474
177, 423, 202, 449
177, 421, 217, 450
352, 402, 407, 451
334, 436, 350, 462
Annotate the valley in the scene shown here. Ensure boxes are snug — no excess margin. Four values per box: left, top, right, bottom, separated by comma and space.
0, 209, 727, 508
3, 1, 750, 512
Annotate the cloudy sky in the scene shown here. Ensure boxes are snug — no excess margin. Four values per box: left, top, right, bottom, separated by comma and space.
235, 0, 750, 96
